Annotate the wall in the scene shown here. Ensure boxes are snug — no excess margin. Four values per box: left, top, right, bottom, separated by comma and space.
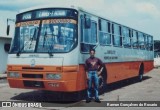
0, 37, 11, 74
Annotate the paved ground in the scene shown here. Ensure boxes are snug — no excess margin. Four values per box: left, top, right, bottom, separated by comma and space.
0, 69, 160, 110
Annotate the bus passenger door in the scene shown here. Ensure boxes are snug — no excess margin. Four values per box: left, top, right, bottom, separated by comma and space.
77, 13, 98, 90
80, 13, 98, 53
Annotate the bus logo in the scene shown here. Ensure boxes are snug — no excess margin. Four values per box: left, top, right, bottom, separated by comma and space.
30, 59, 35, 67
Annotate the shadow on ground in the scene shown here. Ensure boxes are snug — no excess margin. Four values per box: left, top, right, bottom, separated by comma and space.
106, 76, 151, 92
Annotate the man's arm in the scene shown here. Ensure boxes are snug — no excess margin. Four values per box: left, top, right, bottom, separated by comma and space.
97, 58, 104, 76
85, 60, 89, 80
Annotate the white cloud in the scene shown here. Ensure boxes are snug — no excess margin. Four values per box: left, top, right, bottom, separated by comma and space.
135, 2, 160, 19
0, 0, 160, 40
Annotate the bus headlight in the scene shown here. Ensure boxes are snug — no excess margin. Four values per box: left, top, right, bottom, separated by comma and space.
8, 72, 20, 78
46, 73, 61, 80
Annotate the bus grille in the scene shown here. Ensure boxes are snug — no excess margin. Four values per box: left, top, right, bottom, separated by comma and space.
22, 74, 43, 78
23, 80, 44, 88
22, 67, 43, 70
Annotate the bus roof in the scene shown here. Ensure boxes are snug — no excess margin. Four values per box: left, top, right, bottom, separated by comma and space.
18, 4, 153, 37
19, 4, 79, 14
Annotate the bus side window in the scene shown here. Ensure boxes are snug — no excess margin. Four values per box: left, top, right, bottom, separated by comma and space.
122, 26, 131, 48
147, 35, 153, 51
138, 32, 145, 50
143, 34, 147, 50
132, 30, 138, 49
112, 23, 121, 47
80, 14, 97, 53
99, 19, 111, 45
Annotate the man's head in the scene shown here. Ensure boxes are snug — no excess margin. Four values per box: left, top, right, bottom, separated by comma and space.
89, 48, 95, 58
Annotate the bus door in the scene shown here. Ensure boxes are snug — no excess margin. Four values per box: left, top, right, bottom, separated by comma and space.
80, 12, 98, 54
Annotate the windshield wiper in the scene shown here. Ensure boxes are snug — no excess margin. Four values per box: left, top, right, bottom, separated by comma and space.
16, 41, 30, 56
43, 27, 54, 57
48, 30, 55, 57
48, 46, 53, 57
29, 27, 38, 49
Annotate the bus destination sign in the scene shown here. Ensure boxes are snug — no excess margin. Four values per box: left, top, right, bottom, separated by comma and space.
36, 10, 66, 18
18, 9, 78, 21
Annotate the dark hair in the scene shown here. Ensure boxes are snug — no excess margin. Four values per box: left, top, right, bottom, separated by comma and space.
89, 48, 95, 53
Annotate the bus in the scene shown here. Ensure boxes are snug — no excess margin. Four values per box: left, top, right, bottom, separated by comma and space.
7, 5, 154, 98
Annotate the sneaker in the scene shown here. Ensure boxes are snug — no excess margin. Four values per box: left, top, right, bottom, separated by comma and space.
95, 98, 101, 103
86, 98, 91, 103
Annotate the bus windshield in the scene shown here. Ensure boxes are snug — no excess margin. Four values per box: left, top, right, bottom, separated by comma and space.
10, 8, 78, 54
37, 19, 77, 53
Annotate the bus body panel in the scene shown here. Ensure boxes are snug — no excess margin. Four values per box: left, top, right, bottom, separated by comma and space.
7, 60, 153, 92
8, 71, 78, 92
7, 48, 81, 92
77, 60, 153, 89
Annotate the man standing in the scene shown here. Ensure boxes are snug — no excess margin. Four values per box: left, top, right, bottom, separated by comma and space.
85, 49, 103, 103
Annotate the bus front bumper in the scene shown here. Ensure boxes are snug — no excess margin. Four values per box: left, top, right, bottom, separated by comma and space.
7, 78, 77, 92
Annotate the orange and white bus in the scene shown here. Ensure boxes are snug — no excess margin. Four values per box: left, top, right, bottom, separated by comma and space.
7, 5, 154, 95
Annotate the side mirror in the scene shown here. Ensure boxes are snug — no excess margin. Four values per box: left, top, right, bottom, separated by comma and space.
4, 43, 10, 52
7, 25, 10, 36
85, 17, 91, 29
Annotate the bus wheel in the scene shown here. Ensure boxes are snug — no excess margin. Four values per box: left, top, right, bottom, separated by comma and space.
138, 64, 144, 82
99, 65, 107, 94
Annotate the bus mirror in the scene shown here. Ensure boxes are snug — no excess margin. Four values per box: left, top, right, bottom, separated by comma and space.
85, 17, 91, 29
4, 43, 10, 52
7, 25, 10, 36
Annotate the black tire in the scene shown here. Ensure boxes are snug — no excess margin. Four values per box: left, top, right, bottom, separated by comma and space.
138, 64, 144, 82
99, 65, 107, 94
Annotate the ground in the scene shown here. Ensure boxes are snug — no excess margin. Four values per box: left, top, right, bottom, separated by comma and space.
0, 69, 160, 110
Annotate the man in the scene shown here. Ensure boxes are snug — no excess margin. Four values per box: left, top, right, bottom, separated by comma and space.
85, 48, 103, 103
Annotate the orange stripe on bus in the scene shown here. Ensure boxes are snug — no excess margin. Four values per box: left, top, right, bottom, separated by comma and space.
7, 65, 78, 72
7, 61, 153, 92
16, 20, 40, 27
42, 19, 77, 24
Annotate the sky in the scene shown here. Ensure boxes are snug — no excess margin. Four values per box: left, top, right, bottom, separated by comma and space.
0, 0, 160, 40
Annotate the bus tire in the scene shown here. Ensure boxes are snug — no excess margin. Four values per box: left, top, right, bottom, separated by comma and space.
138, 63, 144, 82
99, 64, 107, 94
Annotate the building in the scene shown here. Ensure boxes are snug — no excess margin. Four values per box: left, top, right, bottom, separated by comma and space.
0, 36, 12, 74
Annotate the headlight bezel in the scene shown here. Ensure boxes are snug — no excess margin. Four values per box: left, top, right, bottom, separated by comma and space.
8, 72, 20, 78
46, 73, 61, 80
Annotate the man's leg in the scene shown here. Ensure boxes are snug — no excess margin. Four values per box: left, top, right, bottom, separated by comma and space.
94, 71, 101, 102
86, 72, 92, 102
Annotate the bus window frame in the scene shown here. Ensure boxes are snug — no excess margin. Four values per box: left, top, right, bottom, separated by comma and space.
10, 8, 79, 54
122, 26, 131, 48
146, 35, 153, 51
112, 23, 122, 47
132, 30, 139, 49
98, 18, 112, 46
80, 14, 98, 53
138, 32, 146, 50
